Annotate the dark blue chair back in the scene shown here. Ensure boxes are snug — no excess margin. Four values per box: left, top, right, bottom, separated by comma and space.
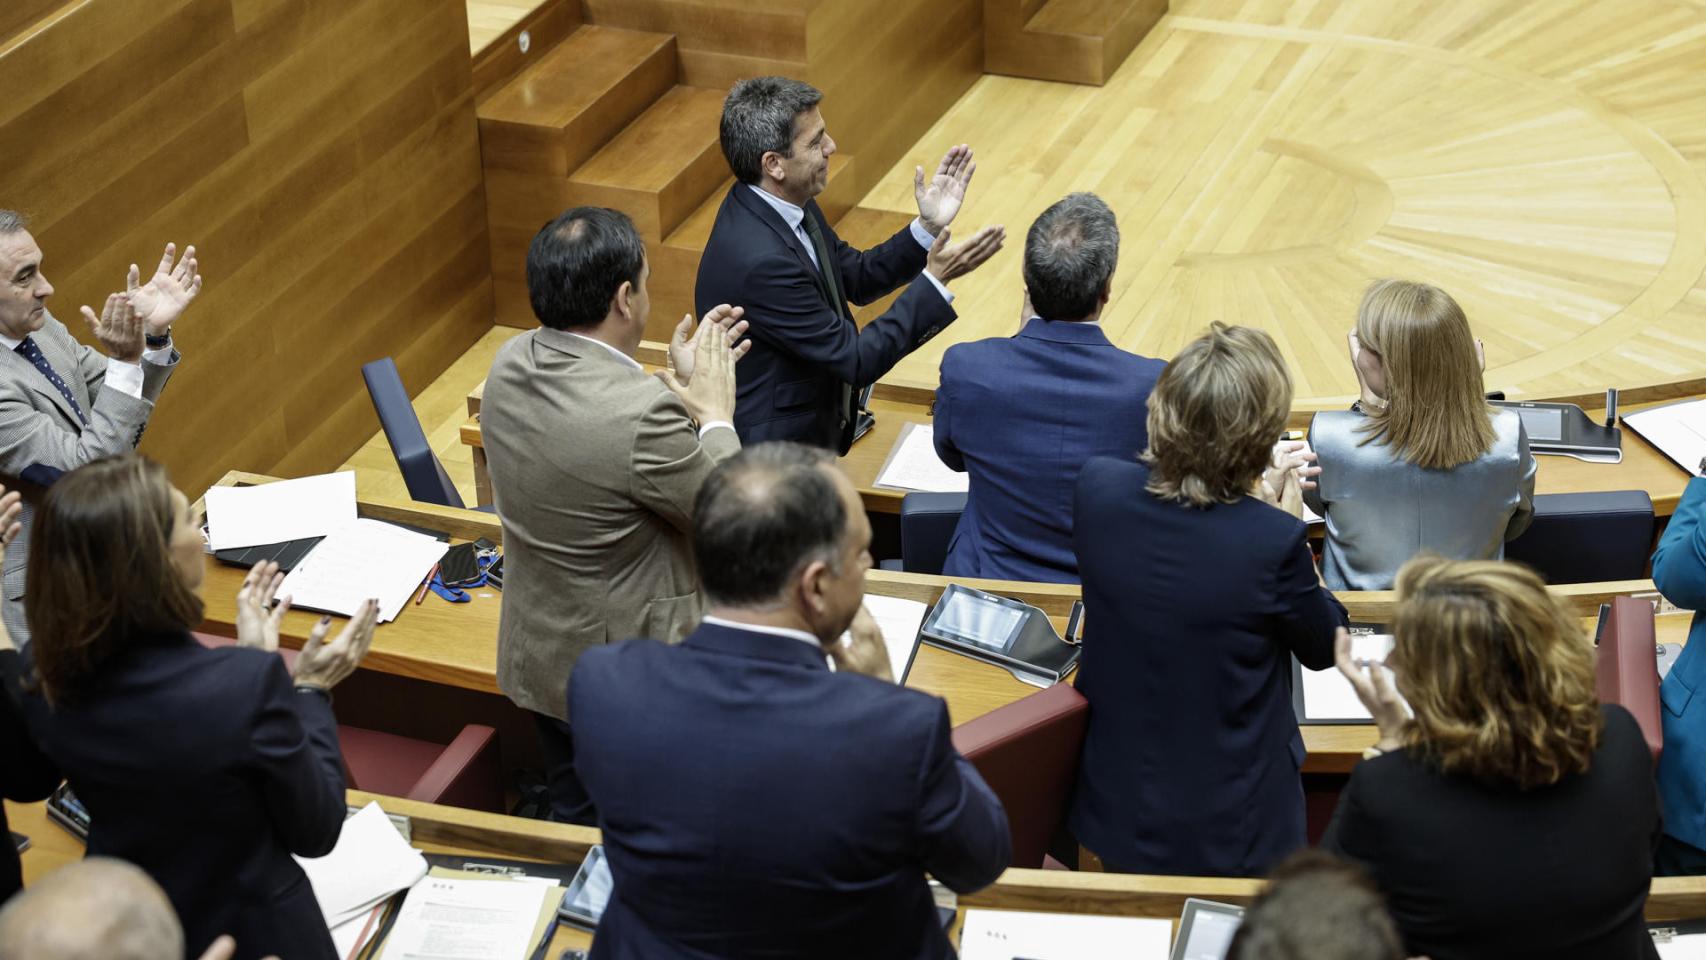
1505, 490, 1654, 583
361, 357, 465, 509
898, 491, 968, 575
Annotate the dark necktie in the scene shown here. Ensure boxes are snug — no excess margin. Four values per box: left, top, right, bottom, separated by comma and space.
799, 213, 856, 444
16, 336, 88, 426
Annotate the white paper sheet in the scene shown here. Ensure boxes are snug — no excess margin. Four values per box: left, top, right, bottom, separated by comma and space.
1624, 399, 1706, 475
958, 909, 1172, 960
296, 802, 428, 929
278, 519, 448, 623
841, 594, 929, 682
875, 423, 968, 493
204, 472, 358, 550
1656, 933, 1706, 959
386, 875, 549, 960
1299, 634, 1404, 722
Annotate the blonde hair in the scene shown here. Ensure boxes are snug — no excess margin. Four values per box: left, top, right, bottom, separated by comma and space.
1354, 280, 1496, 469
1389, 556, 1601, 789
1144, 323, 1292, 507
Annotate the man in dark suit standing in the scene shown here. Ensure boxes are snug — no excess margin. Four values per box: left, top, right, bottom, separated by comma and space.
934, 193, 1165, 584
696, 77, 1005, 452
570, 443, 1011, 960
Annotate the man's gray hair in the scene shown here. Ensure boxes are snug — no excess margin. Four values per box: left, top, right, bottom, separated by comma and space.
0, 210, 27, 235
719, 77, 823, 185
1022, 192, 1120, 322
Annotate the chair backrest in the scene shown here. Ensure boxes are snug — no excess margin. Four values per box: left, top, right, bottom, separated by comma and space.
1598, 595, 1663, 763
1505, 491, 1653, 583
950, 682, 1089, 868
899, 491, 967, 575
361, 357, 465, 508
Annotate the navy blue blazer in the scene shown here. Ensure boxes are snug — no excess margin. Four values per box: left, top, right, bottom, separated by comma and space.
935, 318, 1163, 583
569, 620, 1010, 960
1657, 477, 1706, 852
0, 648, 58, 902
1070, 458, 1347, 876
21, 633, 345, 960
695, 184, 955, 452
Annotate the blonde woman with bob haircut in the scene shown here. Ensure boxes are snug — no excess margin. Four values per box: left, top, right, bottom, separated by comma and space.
1305, 280, 1536, 590
1070, 322, 1348, 878
1325, 557, 1660, 960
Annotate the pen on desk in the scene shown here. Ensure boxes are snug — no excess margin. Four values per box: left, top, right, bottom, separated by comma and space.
413, 564, 438, 606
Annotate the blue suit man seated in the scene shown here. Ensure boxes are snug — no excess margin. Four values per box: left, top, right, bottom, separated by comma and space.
935, 193, 1164, 583
1655, 475, 1706, 875
569, 442, 1011, 960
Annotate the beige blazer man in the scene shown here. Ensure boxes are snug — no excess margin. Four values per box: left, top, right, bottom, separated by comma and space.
483, 327, 740, 720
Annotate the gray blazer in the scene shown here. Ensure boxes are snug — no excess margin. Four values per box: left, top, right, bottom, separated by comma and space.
1305, 407, 1536, 591
0, 311, 178, 646
483, 329, 740, 720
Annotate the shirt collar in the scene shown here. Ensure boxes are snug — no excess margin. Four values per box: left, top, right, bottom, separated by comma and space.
563, 331, 643, 371
701, 614, 823, 650
746, 184, 806, 232
1028, 314, 1102, 329
0, 331, 24, 351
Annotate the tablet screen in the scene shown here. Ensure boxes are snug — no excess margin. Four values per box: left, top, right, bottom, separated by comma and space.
1516, 406, 1563, 441
1177, 909, 1241, 959
928, 589, 1026, 652
559, 846, 613, 926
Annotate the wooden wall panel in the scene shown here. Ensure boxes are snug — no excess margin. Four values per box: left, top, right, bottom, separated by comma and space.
0, 0, 492, 496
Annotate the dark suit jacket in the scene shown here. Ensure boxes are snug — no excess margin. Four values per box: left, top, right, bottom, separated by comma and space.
695, 184, 955, 451
569, 621, 1011, 960
1323, 705, 1661, 960
935, 318, 1163, 583
21, 633, 345, 960
0, 648, 58, 901
1070, 458, 1347, 876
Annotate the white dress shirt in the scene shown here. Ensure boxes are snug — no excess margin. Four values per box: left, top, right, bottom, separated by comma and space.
702, 614, 824, 651
745, 185, 953, 303
565, 331, 732, 440
0, 330, 172, 402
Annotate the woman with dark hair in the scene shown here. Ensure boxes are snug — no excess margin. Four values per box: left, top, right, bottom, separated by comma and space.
1325, 556, 1659, 959
1071, 322, 1348, 877
0, 485, 58, 903
20, 453, 378, 960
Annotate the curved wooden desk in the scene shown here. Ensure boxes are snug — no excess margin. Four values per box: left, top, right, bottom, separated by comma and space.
197, 473, 1679, 774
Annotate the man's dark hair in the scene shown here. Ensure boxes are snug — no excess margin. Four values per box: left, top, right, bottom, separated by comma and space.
526, 207, 647, 330
719, 76, 823, 185
1022, 192, 1119, 321
1228, 851, 1406, 960
693, 443, 847, 607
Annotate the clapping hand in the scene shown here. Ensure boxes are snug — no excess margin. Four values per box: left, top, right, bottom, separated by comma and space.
666, 303, 750, 385
658, 314, 745, 427
234, 561, 290, 652
915, 144, 976, 236
127, 243, 201, 337
924, 224, 1006, 285
1258, 440, 1318, 518
0, 487, 22, 653
1332, 628, 1409, 752
79, 292, 143, 363
291, 599, 379, 691
829, 605, 895, 682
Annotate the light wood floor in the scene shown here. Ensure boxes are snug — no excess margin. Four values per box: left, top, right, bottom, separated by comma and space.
364, 0, 1706, 503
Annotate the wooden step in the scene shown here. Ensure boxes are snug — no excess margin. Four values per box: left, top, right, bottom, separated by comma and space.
986, 0, 1167, 86
478, 25, 677, 177
565, 85, 731, 241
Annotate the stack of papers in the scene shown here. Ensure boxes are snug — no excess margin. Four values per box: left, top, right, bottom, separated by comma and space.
382, 873, 554, 960
838, 594, 929, 682
204, 472, 358, 550
296, 803, 428, 957
875, 423, 968, 493
958, 909, 1172, 959
278, 519, 448, 622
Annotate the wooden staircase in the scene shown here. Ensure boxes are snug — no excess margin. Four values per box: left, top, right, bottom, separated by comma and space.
985, 0, 1168, 86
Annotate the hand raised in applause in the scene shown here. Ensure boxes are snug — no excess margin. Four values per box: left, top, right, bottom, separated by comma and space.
291, 599, 378, 691
925, 225, 1006, 285
666, 303, 749, 386
827, 605, 895, 682
234, 560, 289, 653
1333, 627, 1408, 753
0, 487, 22, 654
126, 243, 202, 338
656, 312, 746, 427
915, 144, 976, 236
80, 292, 144, 363
1257, 440, 1318, 519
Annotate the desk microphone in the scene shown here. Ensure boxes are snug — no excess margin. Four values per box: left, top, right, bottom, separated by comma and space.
1605, 387, 1619, 428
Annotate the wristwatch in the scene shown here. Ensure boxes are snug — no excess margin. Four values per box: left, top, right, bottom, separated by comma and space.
144, 326, 171, 350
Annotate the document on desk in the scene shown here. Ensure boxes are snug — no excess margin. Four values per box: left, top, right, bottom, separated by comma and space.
384, 875, 549, 960
1656, 933, 1706, 958
204, 471, 358, 550
296, 802, 428, 929
874, 422, 969, 493
278, 519, 448, 622
838, 594, 929, 682
1623, 399, 1706, 475
959, 908, 1171, 959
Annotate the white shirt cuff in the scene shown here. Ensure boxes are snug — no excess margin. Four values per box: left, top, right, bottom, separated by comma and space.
142, 342, 173, 365
103, 358, 144, 399
698, 421, 735, 440
920, 270, 953, 304
909, 218, 937, 250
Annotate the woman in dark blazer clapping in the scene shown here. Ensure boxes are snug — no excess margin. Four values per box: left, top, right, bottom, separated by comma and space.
19, 454, 378, 960
1325, 557, 1659, 960
1071, 323, 1348, 877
